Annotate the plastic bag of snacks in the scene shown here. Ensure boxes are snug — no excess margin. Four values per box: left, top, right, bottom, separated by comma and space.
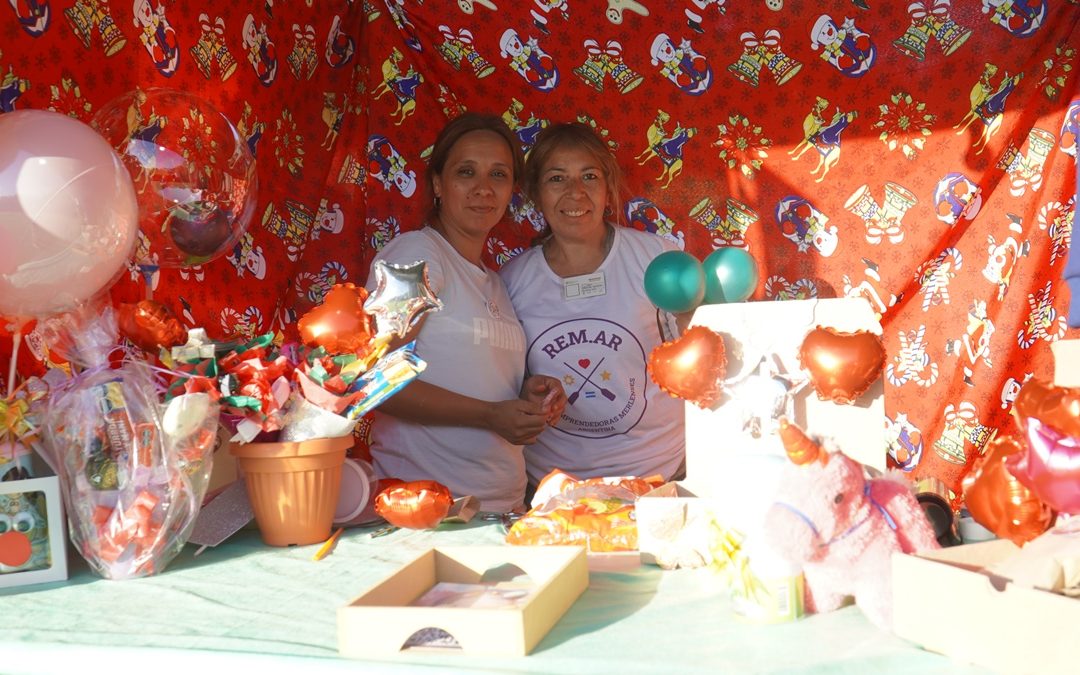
42, 308, 218, 579
505, 470, 662, 552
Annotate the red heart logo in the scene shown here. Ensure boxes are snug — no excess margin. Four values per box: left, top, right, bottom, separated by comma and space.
0, 531, 32, 568
578, 359, 591, 369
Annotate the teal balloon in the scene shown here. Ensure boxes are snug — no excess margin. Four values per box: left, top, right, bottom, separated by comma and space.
644, 251, 704, 313
702, 247, 759, 304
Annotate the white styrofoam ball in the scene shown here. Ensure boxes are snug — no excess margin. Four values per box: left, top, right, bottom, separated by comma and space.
162, 392, 212, 439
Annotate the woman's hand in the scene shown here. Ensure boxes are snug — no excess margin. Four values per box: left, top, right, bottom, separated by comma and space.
521, 375, 566, 426
486, 398, 550, 445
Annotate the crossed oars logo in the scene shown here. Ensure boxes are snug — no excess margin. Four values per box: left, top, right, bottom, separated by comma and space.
563, 358, 617, 405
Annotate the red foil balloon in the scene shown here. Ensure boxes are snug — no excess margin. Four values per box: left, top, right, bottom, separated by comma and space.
297, 283, 376, 355
962, 434, 1054, 546
117, 299, 187, 352
798, 327, 885, 404
647, 325, 727, 409
1013, 378, 1080, 438
374, 480, 453, 529
1006, 418, 1080, 515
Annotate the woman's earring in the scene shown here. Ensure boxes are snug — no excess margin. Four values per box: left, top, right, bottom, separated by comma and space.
604, 206, 613, 217
435, 195, 442, 209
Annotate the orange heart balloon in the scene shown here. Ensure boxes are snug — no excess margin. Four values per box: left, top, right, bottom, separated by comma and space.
961, 434, 1055, 546
647, 325, 726, 409
798, 327, 885, 405
297, 283, 376, 355
374, 479, 453, 529
117, 300, 187, 353
1013, 378, 1080, 438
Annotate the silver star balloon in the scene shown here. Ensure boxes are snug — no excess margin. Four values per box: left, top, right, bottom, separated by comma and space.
363, 260, 443, 338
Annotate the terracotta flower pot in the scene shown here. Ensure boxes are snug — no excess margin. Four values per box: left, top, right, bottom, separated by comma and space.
229, 436, 351, 546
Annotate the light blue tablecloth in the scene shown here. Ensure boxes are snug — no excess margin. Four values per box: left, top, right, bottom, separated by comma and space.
1, 522, 988, 675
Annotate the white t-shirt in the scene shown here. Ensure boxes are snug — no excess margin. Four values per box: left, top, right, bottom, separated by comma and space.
499, 226, 685, 485
366, 227, 527, 512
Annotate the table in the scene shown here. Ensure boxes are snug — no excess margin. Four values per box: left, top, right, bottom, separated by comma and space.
1, 521, 989, 675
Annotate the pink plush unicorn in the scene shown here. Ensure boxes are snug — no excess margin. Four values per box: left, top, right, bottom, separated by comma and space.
762, 419, 940, 631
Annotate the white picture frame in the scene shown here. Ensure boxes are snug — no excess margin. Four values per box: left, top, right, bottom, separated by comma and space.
0, 476, 69, 588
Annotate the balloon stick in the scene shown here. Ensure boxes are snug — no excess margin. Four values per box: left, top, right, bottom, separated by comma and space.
140, 264, 159, 301
7, 325, 22, 398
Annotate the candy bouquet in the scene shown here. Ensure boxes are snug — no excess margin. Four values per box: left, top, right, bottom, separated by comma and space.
37, 260, 440, 571
174, 274, 434, 446
43, 307, 220, 580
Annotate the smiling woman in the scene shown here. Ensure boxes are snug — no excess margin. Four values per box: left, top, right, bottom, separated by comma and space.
500, 122, 687, 494
364, 112, 566, 514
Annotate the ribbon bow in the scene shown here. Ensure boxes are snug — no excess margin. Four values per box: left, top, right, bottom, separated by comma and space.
740, 30, 780, 54
907, 1, 949, 23
0, 398, 30, 438
0, 390, 42, 443
293, 23, 315, 42
583, 38, 602, 58
944, 401, 978, 426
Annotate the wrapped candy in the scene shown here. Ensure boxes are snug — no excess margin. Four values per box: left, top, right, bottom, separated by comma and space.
215, 334, 294, 442
42, 309, 218, 579
506, 470, 662, 552
277, 342, 425, 441
343, 342, 426, 420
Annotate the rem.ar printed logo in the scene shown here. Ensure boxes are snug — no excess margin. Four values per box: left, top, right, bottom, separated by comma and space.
531, 318, 647, 439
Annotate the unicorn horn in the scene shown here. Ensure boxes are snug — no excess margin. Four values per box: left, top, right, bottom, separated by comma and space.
778, 418, 822, 465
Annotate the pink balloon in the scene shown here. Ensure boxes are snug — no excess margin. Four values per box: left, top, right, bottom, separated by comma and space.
0, 110, 138, 317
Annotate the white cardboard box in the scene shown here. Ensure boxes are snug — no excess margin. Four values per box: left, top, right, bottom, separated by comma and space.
893, 539, 1080, 674
0, 476, 68, 588
683, 298, 884, 535
338, 545, 587, 657
1052, 338, 1080, 387
635, 482, 712, 569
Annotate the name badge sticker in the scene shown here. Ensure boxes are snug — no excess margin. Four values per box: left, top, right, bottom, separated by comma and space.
562, 271, 606, 300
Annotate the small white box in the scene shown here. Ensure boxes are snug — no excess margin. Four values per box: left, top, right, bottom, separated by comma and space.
338, 545, 587, 657
635, 482, 712, 569
1052, 338, 1080, 387
0, 476, 69, 588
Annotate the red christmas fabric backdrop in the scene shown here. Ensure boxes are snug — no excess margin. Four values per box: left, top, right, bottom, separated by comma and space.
2, 0, 1078, 497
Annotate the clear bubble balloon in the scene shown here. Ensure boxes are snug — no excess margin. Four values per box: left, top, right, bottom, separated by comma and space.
92, 87, 257, 268
0, 110, 138, 317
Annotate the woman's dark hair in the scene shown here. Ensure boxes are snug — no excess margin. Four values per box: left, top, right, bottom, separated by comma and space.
522, 122, 625, 239
424, 111, 525, 225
